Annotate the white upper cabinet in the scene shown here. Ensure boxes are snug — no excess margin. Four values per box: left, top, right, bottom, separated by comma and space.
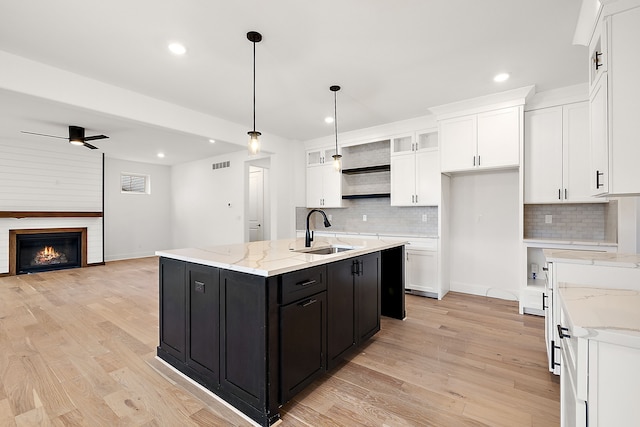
390, 130, 440, 206
589, 5, 640, 196
525, 102, 597, 203
440, 106, 520, 173
306, 147, 341, 208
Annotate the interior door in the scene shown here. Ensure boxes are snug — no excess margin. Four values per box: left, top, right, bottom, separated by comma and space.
249, 167, 264, 241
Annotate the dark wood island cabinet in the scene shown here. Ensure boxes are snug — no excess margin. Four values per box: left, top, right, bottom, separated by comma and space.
156, 238, 405, 426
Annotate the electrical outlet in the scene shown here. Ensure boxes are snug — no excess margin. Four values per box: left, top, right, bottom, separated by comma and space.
545, 215, 552, 224
328, 214, 332, 221
362, 214, 367, 222
422, 214, 428, 222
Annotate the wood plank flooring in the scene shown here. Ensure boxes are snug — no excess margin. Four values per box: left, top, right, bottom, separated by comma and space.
0, 257, 559, 426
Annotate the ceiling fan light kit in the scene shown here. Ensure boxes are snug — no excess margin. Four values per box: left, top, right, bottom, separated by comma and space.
21, 125, 108, 150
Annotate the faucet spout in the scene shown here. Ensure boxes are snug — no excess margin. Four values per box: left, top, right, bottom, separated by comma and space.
305, 209, 332, 247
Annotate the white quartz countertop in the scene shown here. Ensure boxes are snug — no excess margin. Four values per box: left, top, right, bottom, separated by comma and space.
156, 237, 406, 277
558, 286, 640, 349
544, 249, 640, 268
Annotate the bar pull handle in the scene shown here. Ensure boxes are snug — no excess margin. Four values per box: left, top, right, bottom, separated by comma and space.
300, 298, 318, 307
542, 293, 548, 310
596, 170, 604, 189
558, 189, 561, 200
478, 155, 480, 166
473, 156, 476, 166
594, 51, 603, 70
297, 279, 317, 287
557, 324, 571, 339
564, 188, 567, 200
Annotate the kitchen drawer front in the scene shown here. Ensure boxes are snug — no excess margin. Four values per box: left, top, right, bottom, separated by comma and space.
280, 265, 327, 305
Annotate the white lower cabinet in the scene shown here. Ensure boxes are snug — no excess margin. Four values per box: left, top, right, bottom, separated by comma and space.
405, 248, 437, 295
558, 287, 640, 427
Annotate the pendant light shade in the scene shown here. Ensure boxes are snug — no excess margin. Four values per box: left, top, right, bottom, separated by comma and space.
247, 31, 262, 155
330, 85, 342, 171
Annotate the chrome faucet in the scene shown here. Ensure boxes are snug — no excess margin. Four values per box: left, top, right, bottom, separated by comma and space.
305, 209, 331, 247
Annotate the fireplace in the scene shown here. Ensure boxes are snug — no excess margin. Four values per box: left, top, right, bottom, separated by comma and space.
9, 228, 87, 275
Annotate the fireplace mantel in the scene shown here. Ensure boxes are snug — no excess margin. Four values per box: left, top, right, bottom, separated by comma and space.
0, 211, 102, 219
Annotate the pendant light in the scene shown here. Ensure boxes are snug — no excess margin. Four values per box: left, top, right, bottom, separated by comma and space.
330, 85, 342, 171
247, 31, 262, 155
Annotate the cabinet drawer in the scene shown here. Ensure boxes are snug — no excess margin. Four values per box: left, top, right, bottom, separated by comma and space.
280, 265, 327, 305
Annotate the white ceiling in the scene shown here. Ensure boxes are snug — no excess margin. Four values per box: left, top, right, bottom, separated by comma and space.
0, 0, 586, 165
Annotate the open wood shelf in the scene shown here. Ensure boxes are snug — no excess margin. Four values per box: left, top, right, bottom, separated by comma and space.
342, 193, 391, 200
341, 165, 390, 175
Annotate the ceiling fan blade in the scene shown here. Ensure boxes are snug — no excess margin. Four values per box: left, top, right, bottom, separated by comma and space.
20, 130, 67, 139
83, 142, 99, 150
84, 135, 109, 142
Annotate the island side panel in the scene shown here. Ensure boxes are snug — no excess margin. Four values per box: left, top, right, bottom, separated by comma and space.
158, 257, 186, 362
219, 269, 280, 426
186, 263, 220, 388
381, 246, 406, 319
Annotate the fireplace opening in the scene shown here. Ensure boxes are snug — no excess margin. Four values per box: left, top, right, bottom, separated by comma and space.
16, 232, 82, 274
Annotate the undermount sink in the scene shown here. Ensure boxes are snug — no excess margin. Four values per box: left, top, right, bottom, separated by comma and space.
294, 245, 358, 255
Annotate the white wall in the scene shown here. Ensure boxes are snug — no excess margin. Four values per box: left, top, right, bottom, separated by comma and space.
104, 158, 172, 260
449, 170, 521, 300
171, 145, 304, 248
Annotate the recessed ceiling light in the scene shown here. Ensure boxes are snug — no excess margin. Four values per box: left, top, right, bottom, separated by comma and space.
494, 72, 510, 82
209, 139, 216, 144
325, 117, 334, 124
168, 43, 186, 55
157, 152, 165, 158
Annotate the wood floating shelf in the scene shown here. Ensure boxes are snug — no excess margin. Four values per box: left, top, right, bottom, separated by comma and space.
342, 193, 391, 200
341, 165, 391, 175
0, 211, 103, 219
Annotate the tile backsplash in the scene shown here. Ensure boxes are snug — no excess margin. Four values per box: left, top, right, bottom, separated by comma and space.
524, 201, 617, 242
297, 199, 438, 236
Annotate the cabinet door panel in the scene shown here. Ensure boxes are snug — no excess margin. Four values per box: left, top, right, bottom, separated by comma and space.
187, 264, 219, 381
590, 75, 609, 195
415, 150, 439, 206
159, 257, 186, 362
306, 166, 324, 208
524, 107, 563, 203
405, 250, 437, 294
322, 166, 342, 208
477, 107, 520, 169
440, 115, 477, 172
609, 7, 640, 195
327, 259, 355, 367
357, 253, 380, 342
280, 292, 326, 403
219, 270, 266, 408
390, 154, 416, 206
563, 102, 592, 202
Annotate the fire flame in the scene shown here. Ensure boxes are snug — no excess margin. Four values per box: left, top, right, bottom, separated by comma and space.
33, 246, 66, 265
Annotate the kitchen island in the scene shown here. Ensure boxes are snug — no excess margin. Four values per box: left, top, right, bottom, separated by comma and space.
155, 237, 405, 426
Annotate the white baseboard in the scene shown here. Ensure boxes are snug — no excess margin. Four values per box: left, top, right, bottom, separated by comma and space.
449, 281, 519, 301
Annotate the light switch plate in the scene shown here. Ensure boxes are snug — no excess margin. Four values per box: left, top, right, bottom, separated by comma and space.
362, 214, 367, 221
545, 215, 552, 224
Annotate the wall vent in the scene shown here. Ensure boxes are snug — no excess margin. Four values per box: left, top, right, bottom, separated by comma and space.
212, 161, 231, 170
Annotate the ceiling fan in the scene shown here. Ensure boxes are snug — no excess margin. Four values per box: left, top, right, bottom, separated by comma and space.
21, 125, 109, 149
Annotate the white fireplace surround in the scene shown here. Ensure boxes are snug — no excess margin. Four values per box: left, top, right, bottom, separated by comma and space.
0, 217, 103, 274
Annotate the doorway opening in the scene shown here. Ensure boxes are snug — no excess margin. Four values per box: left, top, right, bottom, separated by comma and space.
247, 159, 271, 242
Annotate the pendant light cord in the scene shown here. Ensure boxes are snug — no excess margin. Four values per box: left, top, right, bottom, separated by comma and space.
334, 90, 338, 151
252, 40, 256, 133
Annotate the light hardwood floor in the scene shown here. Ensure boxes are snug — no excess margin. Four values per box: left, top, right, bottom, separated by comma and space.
0, 257, 559, 426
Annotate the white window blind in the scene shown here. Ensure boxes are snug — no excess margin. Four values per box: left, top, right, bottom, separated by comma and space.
121, 173, 149, 194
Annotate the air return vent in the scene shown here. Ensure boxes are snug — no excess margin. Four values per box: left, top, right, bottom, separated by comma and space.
212, 161, 230, 170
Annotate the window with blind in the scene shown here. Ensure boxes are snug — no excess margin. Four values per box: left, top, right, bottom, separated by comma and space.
121, 173, 149, 194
